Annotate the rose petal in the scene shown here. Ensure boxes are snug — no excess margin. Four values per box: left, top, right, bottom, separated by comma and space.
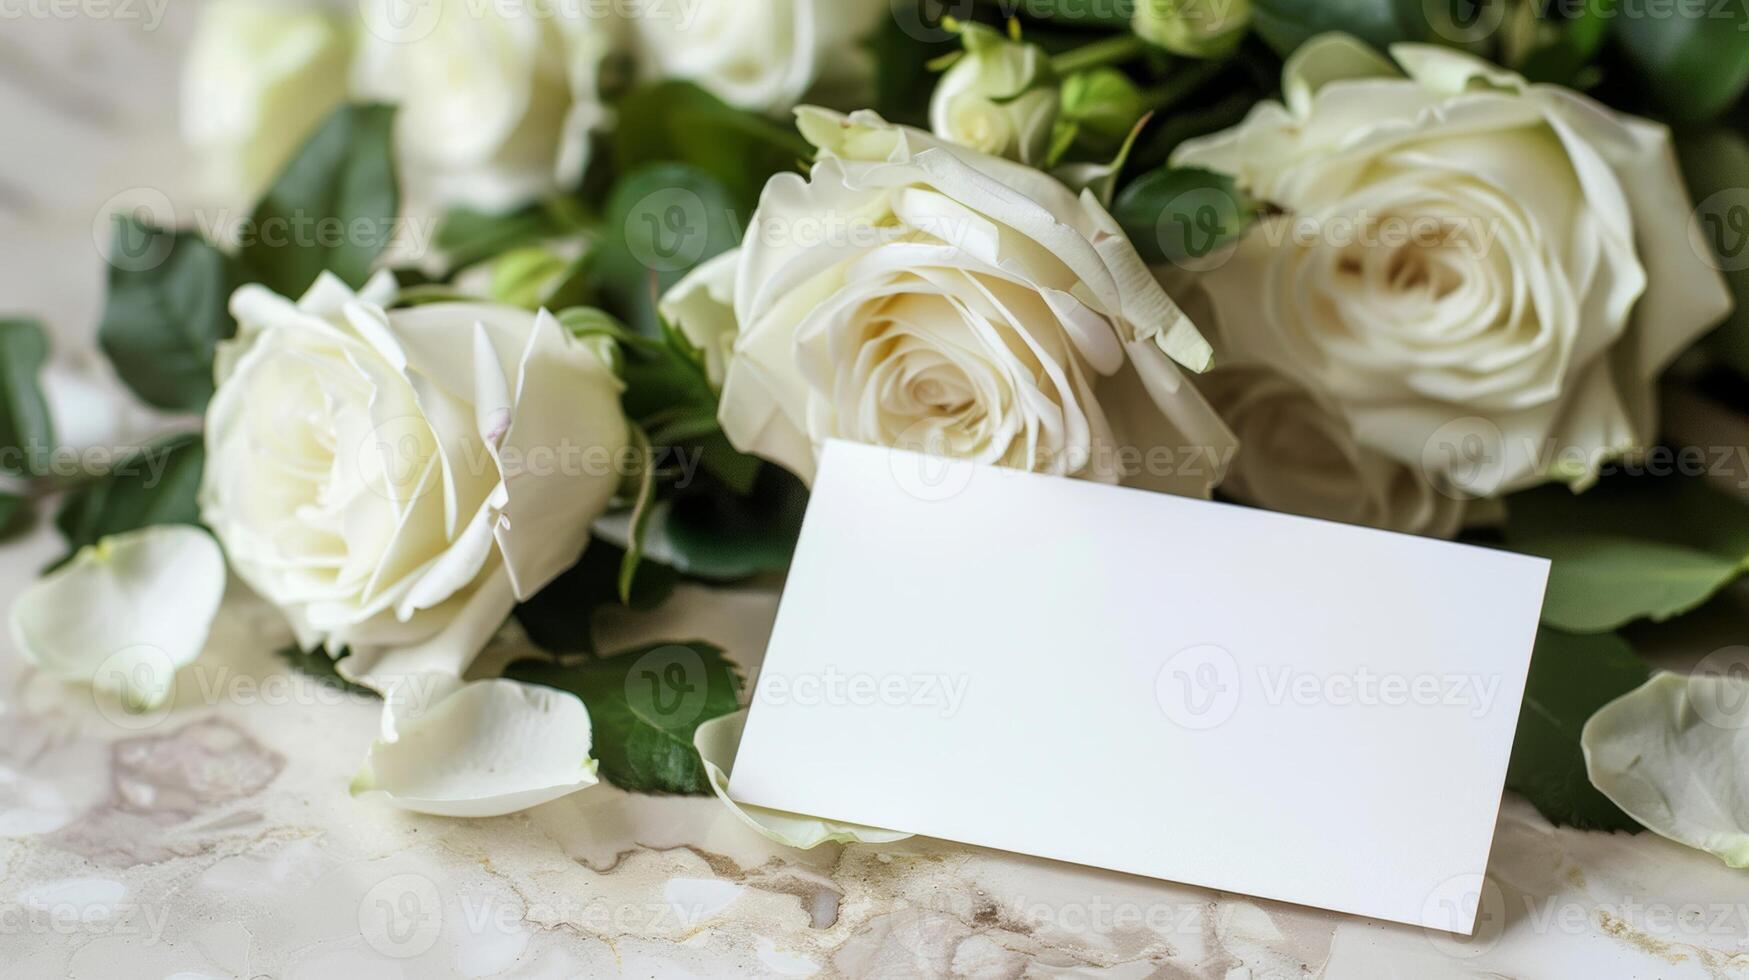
350, 677, 599, 817
1583, 672, 1749, 867
9, 526, 226, 710
693, 710, 909, 849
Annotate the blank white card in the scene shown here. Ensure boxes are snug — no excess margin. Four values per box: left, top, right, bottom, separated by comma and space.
729, 440, 1550, 933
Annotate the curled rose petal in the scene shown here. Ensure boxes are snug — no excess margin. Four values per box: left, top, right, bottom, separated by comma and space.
694, 710, 909, 849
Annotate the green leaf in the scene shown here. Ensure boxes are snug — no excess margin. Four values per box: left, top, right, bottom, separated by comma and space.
513, 537, 678, 655
593, 163, 743, 337
1614, 1, 1749, 124
240, 103, 399, 297
1679, 129, 1749, 379
611, 82, 807, 216
275, 646, 379, 698
435, 204, 568, 270
1250, 0, 1427, 56
1112, 166, 1257, 265
1506, 628, 1649, 832
660, 464, 808, 580
0, 490, 27, 542
1504, 475, 1749, 633
0, 318, 54, 475
504, 640, 742, 794
97, 218, 237, 412
53, 432, 205, 562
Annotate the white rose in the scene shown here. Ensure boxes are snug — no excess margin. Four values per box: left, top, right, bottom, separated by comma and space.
1173, 35, 1733, 497
201, 272, 628, 692
663, 108, 1235, 495
630, 0, 885, 114
353, 0, 620, 212
1198, 366, 1467, 537
181, 0, 351, 205
657, 248, 739, 389
929, 23, 1058, 165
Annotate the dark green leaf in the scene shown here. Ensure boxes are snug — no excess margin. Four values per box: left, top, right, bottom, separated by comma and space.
1504, 475, 1749, 632
54, 432, 205, 561
98, 219, 236, 412
1250, 0, 1427, 56
660, 463, 808, 580
1112, 166, 1257, 265
505, 640, 741, 794
1679, 129, 1749, 379
1614, 1, 1749, 124
1506, 628, 1649, 832
240, 103, 399, 297
513, 537, 678, 655
611, 82, 807, 216
0, 318, 54, 474
0, 491, 27, 541
866, 10, 958, 127
594, 163, 743, 336
275, 646, 379, 698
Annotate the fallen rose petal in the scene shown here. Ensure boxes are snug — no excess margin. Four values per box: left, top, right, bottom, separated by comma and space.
1583, 672, 1749, 867
351, 678, 599, 817
9, 525, 225, 711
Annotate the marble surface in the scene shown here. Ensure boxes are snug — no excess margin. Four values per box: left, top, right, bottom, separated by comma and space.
4, 8, 1749, 979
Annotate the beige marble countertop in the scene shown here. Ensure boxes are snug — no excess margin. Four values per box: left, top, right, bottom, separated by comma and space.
3, 8, 1748, 979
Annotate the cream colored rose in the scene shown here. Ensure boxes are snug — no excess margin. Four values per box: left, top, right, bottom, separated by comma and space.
928, 23, 1058, 165
181, 0, 351, 206
201, 272, 627, 693
352, 0, 619, 212
663, 108, 1235, 495
1173, 35, 1732, 497
630, 0, 885, 114
1198, 366, 1467, 537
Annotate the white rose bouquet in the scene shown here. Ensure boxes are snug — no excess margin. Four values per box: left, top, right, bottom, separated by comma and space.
6, 0, 1749, 853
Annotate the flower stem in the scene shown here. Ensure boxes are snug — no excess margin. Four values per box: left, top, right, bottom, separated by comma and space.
1050, 34, 1148, 76
1140, 59, 1226, 112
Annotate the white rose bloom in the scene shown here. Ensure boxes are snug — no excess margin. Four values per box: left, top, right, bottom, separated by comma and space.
1173, 34, 1733, 497
663, 107, 1235, 494
928, 23, 1058, 165
353, 0, 620, 212
630, 0, 885, 114
1198, 366, 1467, 537
201, 272, 628, 693
181, 0, 351, 206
